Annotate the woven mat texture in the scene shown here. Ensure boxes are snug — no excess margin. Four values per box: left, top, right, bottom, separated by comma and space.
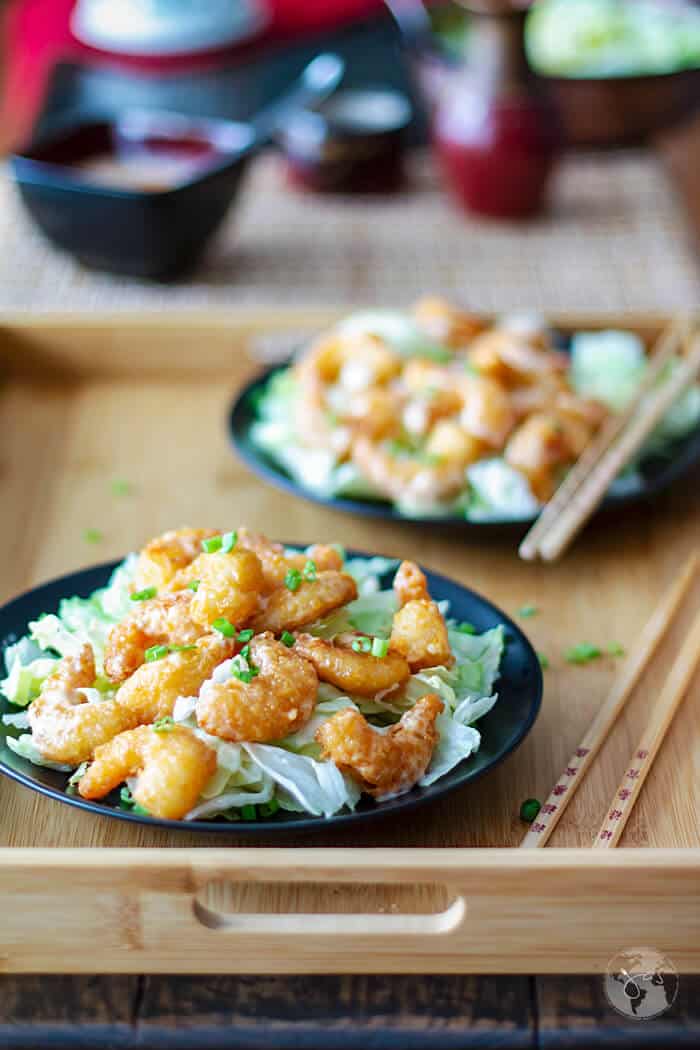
0, 150, 697, 312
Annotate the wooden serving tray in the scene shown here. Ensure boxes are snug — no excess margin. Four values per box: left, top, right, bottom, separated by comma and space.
0, 311, 698, 975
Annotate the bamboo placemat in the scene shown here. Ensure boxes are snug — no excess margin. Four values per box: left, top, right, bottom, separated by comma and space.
0, 150, 697, 312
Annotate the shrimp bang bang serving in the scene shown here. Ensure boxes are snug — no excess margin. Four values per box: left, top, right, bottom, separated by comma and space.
0, 528, 509, 824
248, 299, 700, 521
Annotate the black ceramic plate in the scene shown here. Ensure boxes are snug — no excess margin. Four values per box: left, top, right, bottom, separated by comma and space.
230, 363, 700, 534
0, 556, 541, 833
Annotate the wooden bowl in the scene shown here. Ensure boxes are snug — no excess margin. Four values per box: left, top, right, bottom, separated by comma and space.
544, 67, 700, 147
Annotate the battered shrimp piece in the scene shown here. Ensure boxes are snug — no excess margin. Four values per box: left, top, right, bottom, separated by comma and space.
238, 529, 343, 593
316, 694, 444, 798
390, 600, 453, 671
28, 645, 135, 765
186, 549, 264, 628
249, 571, 358, 634
505, 412, 570, 501
196, 632, 318, 742
115, 634, 233, 724
79, 724, 216, 821
402, 388, 463, 437
393, 560, 430, 607
412, 296, 485, 348
133, 527, 220, 592
104, 591, 202, 683
456, 374, 515, 448
467, 325, 565, 386
346, 387, 402, 440
298, 332, 402, 391
351, 435, 467, 508
293, 633, 410, 698
424, 419, 485, 467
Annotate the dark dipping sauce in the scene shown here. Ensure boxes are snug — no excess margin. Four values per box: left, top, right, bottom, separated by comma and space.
21, 117, 234, 193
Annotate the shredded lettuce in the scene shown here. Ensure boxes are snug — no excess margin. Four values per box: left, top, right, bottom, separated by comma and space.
243, 743, 361, 817
6, 733, 72, 771
2, 553, 506, 819
466, 459, 540, 521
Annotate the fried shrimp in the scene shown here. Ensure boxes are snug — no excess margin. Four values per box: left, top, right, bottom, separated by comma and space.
249, 570, 358, 634
237, 529, 343, 593
28, 645, 135, 765
293, 633, 410, 698
393, 560, 430, 606
114, 634, 233, 725
390, 600, 453, 671
412, 296, 485, 348
196, 632, 318, 742
78, 724, 216, 821
133, 527, 220, 592
186, 549, 264, 628
316, 693, 444, 797
351, 434, 467, 509
504, 412, 572, 501
298, 332, 402, 391
104, 591, 202, 683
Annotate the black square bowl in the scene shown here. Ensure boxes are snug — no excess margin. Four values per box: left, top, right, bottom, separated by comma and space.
11, 111, 256, 279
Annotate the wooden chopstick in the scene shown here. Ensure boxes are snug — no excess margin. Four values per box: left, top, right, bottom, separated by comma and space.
539, 329, 700, 561
520, 552, 698, 848
519, 318, 688, 561
594, 604, 700, 848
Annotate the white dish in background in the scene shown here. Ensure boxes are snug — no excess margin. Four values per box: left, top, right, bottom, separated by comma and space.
71, 0, 269, 57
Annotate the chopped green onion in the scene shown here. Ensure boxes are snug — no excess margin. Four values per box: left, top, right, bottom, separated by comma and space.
130, 587, 157, 602
302, 559, 317, 581
607, 642, 625, 657
538, 652, 550, 671
221, 530, 238, 553
169, 644, 197, 653
280, 631, 295, 647
259, 799, 280, 818
66, 761, 88, 793
231, 651, 259, 683
352, 636, 372, 653
237, 629, 254, 644
371, 637, 389, 658
456, 622, 476, 635
83, 528, 103, 544
520, 798, 541, 824
145, 644, 169, 662
285, 568, 302, 592
202, 535, 223, 554
120, 786, 135, 809
212, 618, 235, 638
153, 716, 175, 733
518, 604, 539, 619
110, 478, 132, 497
188, 579, 200, 592
132, 804, 150, 817
241, 804, 257, 821
565, 643, 601, 665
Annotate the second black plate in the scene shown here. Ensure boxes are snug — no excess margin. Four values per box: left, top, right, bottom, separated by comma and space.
230, 362, 700, 535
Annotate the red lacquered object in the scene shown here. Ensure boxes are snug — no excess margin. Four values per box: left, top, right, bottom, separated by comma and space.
434, 5, 561, 219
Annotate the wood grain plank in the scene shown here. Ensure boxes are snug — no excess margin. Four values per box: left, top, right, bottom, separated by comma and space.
1, 350, 698, 852
537, 975, 700, 1048
0, 975, 139, 1049
135, 974, 535, 1049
